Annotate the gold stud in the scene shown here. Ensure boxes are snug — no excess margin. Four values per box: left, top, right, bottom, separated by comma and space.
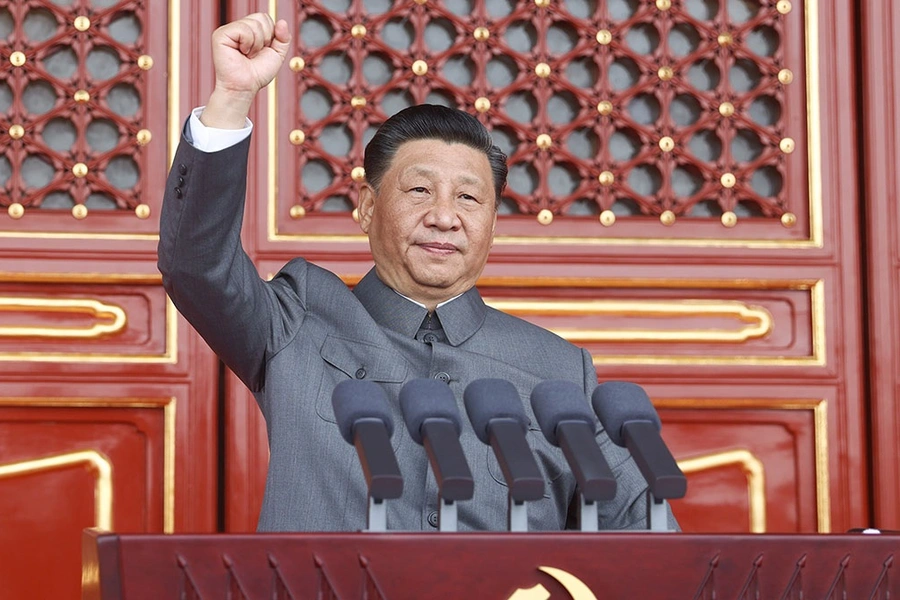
717, 32, 733, 46
290, 57, 306, 72
474, 97, 491, 113
474, 27, 490, 42
778, 68, 793, 84
656, 0, 671, 9
537, 209, 553, 225
659, 136, 674, 152
599, 210, 616, 226
660, 210, 676, 226
719, 101, 735, 117
8, 203, 24, 219
781, 212, 796, 227
10, 51, 25, 67
72, 163, 88, 178
351, 166, 366, 182
289, 130, 306, 145
536, 134, 552, 150
72, 205, 88, 220
779, 137, 795, 153
721, 172, 736, 188
351, 24, 367, 38
74, 89, 90, 103
658, 66, 674, 81
350, 96, 367, 109
289, 205, 306, 219
598, 171, 614, 186
534, 0, 550, 7
8, 124, 24, 139
597, 100, 613, 116
135, 204, 151, 219
74, 16, 91, 31
352, 207, 360, 222
596, 30, 612, 45
412, 60, 428, 76
776, 0, 791, 14
534, 62, 551, 78
721, 211, 737, 227
136, 129, 152, 145
137, 55, 154, 70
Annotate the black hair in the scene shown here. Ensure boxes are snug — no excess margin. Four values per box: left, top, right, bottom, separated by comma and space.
363, 104, 508, 207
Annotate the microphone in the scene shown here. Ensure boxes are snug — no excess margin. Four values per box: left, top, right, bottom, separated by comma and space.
399, 379, 474, 531
530, 380, 617, 532
332, 379, 403, 532
591, 381, 686, 531
463, 378, 544, 532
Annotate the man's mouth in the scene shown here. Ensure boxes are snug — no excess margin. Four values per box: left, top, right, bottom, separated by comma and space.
418, 242, 458, 255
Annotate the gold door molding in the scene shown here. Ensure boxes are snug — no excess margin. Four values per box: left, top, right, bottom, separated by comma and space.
658, 397, 829, 532
0, 450, 113, 530
0, 396, 176, 532
0, 273, 177, 364
678, 449, 766, 533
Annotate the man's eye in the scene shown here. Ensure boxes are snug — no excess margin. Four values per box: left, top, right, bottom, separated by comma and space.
410, 186, 428, 193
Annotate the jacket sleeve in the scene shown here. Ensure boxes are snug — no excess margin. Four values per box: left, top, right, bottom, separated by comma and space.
157, 129, 306, 392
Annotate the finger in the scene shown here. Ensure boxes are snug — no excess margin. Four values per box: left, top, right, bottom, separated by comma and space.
270, 19, 292, 58
245, 12, 275, 48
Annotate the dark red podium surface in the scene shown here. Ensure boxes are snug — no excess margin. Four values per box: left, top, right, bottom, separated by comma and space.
82, 529, 897, 599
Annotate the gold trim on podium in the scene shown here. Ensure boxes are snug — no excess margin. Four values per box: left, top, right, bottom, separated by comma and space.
0, 273, 177, 363
657, 397, 830, 532
0, 396, 176, 532
0, 449, 113, 530
267, 1, 822, 248
677, 449, 766, 532
0, 296, 126, 338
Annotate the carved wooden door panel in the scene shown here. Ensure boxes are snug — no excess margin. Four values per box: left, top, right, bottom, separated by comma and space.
223, 0, 869, 536
0, 1, 219, 598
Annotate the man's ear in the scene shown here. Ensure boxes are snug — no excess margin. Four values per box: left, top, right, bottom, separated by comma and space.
358, 184, 375, 233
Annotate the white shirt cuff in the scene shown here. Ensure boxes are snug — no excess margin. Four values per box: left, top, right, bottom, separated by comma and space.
187, 106, 253, 153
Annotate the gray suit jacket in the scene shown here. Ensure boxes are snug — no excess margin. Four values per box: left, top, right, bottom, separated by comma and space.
159, 132, 675, 532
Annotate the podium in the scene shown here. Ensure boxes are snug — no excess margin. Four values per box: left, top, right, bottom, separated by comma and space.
82, 529, 897, 599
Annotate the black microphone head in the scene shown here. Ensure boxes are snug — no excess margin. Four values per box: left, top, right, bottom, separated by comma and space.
398, 378, 462, 444
590, 381, 660, 447
331, 379, 394, 444
463, 378, 529, 444
530, 380, 596, 446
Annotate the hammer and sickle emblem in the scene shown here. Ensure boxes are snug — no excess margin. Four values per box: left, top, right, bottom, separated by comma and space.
506, 566, 599, 600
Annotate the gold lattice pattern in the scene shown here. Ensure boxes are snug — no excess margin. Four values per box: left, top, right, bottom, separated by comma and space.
0, 1, 151, 220
285, 0, 806, 230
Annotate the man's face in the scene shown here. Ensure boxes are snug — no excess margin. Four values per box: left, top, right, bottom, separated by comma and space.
358, 138, 498, 310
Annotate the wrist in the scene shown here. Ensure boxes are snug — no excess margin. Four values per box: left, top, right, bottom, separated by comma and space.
200, 87, 256, 129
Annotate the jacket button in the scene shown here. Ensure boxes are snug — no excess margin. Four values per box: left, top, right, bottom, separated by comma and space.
174, 187, 182, 199
434, 372, 450, 383
355, 368, 366, 379
427, 511, 438, 528
178, 176, 185, 186
178, 164, 187, 175
424, 333, 437, 344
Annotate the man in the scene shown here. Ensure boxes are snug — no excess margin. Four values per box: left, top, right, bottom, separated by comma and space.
159, 13, 676, 531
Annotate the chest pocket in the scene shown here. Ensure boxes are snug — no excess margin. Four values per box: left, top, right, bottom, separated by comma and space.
314, 334, 408, 425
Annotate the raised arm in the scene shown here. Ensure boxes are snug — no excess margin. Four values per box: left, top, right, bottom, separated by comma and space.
158, 15, 296, 391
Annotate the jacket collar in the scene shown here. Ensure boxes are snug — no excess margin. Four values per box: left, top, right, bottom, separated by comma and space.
353, 268, 486, 346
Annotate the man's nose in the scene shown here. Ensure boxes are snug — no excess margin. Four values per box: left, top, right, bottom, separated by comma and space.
424, 194, 461, 230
